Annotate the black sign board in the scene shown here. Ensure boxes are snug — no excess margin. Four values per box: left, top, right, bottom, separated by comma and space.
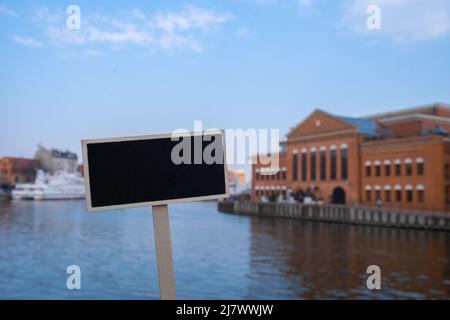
81, 130, 229, 211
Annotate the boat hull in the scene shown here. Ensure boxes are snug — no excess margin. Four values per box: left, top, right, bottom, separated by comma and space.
11, 170, 85, 201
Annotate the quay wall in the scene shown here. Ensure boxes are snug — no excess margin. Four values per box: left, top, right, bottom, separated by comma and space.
218, 201, 450, 231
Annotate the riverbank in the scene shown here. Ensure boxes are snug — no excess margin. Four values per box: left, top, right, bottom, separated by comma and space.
218, 201, 450, 231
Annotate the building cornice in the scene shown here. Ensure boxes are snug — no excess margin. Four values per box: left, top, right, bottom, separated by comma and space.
286, 129, 357, 144
286, 109, 357, 139
363, 102, 450, 119
378, 113, 450, 124
361, 135, 444, 150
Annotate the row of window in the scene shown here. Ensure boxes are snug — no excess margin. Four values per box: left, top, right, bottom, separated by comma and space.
365, 158, 424, 178
292, 145, 348, 182
365, 185, 425, 203
255, 190, 287, 197
255, 185, 287, 191
255, 185, 287, 197
255, 168, 287, 181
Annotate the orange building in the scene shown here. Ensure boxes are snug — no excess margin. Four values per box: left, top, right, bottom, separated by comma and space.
251, 103, 450, 212
0, 157, 40, 189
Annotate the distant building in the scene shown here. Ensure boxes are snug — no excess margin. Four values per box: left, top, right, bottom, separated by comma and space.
228, 169, 248, 195
252, 103, 450, 212
0, 157, 40, 189
34, 145, 78, 173
77, 164, 84, 177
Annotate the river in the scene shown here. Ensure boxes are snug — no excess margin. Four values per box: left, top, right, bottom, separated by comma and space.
0, 200, 448, 299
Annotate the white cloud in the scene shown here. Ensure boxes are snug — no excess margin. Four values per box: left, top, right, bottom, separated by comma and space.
130, 9, 146, 20
87, 25, 153, 45
0, 4, 17, 16
159, 33, 202, 52
153, 6, 231, 33
236, 27, 251, 39
341, 0, 450, 42
249, 0, 316, 9
30, 5, 231, 54
296, 0, 315, 8
82, 49, 104, 57
12, 35, 43, 48
149, 6, 231, 51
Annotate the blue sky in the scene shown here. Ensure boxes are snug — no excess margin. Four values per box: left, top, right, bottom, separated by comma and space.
1, 0, 450, 165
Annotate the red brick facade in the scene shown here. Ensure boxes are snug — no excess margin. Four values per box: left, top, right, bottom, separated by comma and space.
251, 103, 450, 212
0, 157, 40, 188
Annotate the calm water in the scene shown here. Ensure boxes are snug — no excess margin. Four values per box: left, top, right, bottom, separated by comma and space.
0, 200, 449, 299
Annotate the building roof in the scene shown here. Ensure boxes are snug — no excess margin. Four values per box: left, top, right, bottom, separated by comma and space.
317, 109, 379, 136
377, 112, 450, 125
336, 115, 378, 136
36, 145, 78, 160
51, 149, 78, 160
286, 103, 450, 141
286, 108, 380, 139
0, 157, 40, 173
363, 102, 450, 120
429, 127, 449, 136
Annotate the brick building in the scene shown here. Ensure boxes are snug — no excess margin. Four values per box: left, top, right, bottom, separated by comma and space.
251, 103, 450, 212
0, 157, 40, 189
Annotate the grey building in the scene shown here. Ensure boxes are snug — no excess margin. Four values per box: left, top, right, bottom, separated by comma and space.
34, 145, 78, 173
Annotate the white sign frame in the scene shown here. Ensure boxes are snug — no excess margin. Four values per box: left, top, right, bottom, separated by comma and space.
81, 130, 229, 212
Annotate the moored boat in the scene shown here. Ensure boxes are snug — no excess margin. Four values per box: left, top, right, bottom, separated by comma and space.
12, 170, 85, 200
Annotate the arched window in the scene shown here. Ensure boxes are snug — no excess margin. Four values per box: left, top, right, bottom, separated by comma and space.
374, 160, 381, 177
395, 159, 402, 176
292, 149, 298, 181
384, 160, 391, 176
320, 146, 327, 180
416, 158, 424, 176
365, 161, 372, 177
384, 185, 392, 202
341, 144, 348, 180
405, 158, 413, 176
405, 184, 413, 202
416, 184, 425, 203
374, 185, 381, 201
310, 147, 317, 181
365, 185, 372, 202
395, 185, 402, 202
301, 148, 307, 181
330, 145, 337, 180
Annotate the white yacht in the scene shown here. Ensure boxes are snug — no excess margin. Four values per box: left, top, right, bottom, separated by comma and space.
12, 170, 85, 200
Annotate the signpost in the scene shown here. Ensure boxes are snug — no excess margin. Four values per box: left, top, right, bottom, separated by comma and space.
81, 130, 229, 299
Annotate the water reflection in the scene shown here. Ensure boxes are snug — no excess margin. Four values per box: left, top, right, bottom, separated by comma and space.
248, 218, 450, 299
0, 200, 448, 299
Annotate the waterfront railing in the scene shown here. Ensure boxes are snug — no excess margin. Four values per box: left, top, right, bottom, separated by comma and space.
218, 201, 450, 231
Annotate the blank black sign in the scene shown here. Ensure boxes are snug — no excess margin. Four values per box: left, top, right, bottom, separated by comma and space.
82, 132, 228, 211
